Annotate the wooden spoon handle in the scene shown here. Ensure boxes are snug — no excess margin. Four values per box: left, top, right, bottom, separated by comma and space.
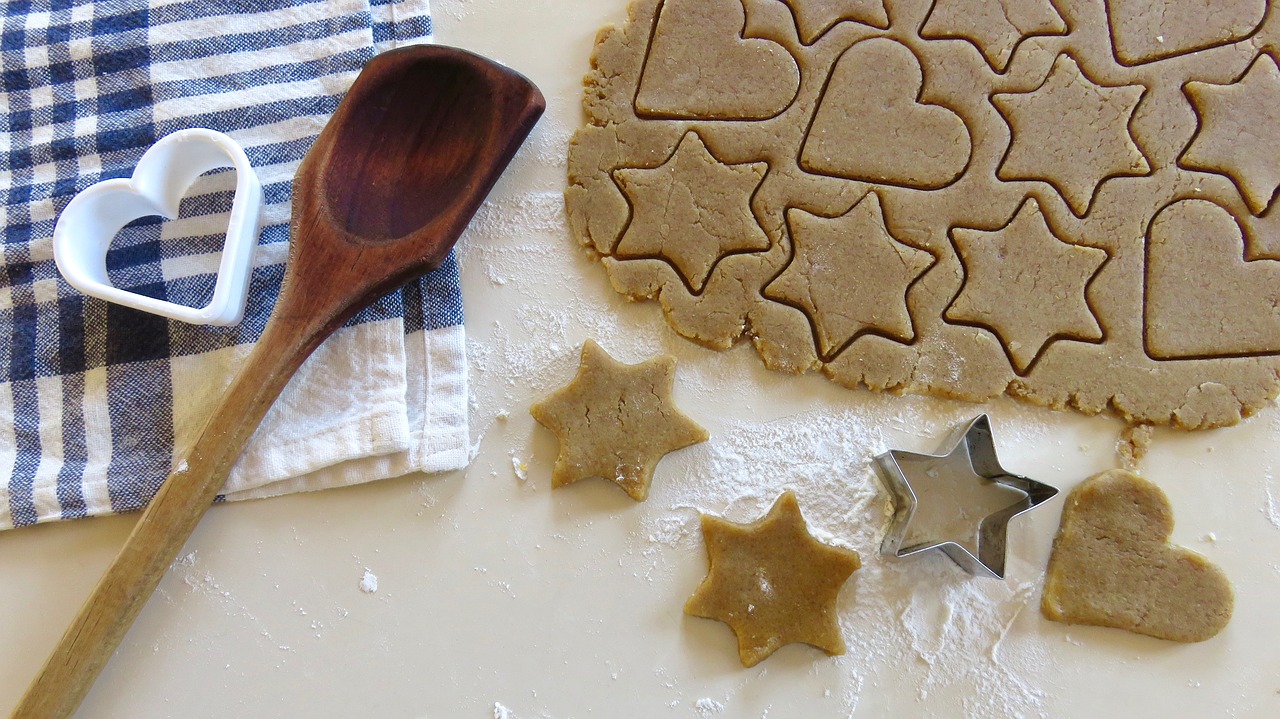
11, 317, 326, 719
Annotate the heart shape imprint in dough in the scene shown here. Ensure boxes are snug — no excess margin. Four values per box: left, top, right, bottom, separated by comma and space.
1144, 198, 1280, 359
1042, 469, 1233, 643
800, 37, 971, 189
1106, 0, 1266, 66
635, 0, 800, 120
53, 128, 263, 326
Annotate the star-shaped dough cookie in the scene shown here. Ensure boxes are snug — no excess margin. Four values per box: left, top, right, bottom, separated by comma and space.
764, 191, 934, 357
945, 198, 1108, 373
613, 131, 770, 292
685, 491, 861, 667
1181, 53, 1280, 215
921, 0, 1065, 72
530, 340, 708, 501
993, 55, 1150, 215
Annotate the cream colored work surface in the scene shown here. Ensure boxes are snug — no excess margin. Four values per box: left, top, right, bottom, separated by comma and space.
2, 1, 1279, 716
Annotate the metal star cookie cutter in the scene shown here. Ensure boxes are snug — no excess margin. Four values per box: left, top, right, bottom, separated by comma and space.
875, 414, 1058, 579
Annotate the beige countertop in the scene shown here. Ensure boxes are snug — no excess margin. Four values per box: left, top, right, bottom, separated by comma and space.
3, 1, 1278, 716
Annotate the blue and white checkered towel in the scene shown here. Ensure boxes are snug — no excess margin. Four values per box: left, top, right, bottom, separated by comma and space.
0, 0, 470, 530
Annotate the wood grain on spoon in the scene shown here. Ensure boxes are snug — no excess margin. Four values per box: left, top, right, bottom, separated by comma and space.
13, 44, 544, 719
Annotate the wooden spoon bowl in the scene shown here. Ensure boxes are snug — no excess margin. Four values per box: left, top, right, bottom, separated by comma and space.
15, 44, 544, 719
286, 44, 546, 342
322, 48, 515, 241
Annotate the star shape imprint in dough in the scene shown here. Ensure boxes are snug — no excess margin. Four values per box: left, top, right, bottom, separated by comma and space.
613, 131, 770, 292
529, 340, 708, 501
1180, 53, 1280, 215
921, 0, 1066, 72
764, 191, 934, 358
685, 491, 861, 667
945, 198, 1108, 373
993, 54, 1150, 215
876, 414, 1059, 579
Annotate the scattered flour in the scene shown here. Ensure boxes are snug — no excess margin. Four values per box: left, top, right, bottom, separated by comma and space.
693, 697, 725, 716
460, 220, 1061, 715
627, 402, 1054, 717
450, 95, 1071, 719
432, 0, 478, 23
167, 555, 290, 653
493, 702, 514, 719
1266, 473, 1280, 531
359, 568, 378, 594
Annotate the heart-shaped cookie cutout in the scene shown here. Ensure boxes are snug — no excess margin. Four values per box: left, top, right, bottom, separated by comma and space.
1106, 0, 1265, 66
635, 0, 800, 120
1042, 469, 1233, 643
800, 37, 971, 189
1144, 199, 1280, 358
53, 128, 263, 326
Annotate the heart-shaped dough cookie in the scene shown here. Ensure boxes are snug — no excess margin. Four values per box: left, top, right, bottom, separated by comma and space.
1106, 0, 1265, 66
1041, 469, 1233, 643
800, 37, 970, 189
635, 0, 800, 120
1144, 199, 1280, 358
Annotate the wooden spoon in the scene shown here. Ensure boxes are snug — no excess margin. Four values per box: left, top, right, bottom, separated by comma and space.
13, 44, 544, 719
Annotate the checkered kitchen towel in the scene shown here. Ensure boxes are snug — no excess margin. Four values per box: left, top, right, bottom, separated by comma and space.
0, 0, 471, 530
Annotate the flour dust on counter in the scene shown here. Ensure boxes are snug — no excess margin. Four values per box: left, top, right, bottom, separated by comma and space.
511, 455, 531, 482
619, 401, 1058, 716
359, 569, 379, 594
468, 234, 1070, 712
467, 281, 1080, 714
1267, 476, 1280, 531
693, 696, 726, 716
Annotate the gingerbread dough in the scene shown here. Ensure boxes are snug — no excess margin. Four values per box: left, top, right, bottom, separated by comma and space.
565, 0, 1280, 428
1041, 469, 1233, 643
530, 340, 708, 501
685, 491, 862, 666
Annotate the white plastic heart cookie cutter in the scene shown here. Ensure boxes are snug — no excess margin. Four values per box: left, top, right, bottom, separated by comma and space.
53, 127, 264, 326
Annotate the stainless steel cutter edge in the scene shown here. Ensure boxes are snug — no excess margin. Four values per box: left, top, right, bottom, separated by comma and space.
874, 414, 1059, 579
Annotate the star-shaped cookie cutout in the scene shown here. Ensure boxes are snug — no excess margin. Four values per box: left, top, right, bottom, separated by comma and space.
530, 340, 708, 501
921, 0, 1066, 72
875, 415, 1058, 579
613, 131, 770, 292
1180, 53, 1280, 215
993, 54, 1150, 216
685, 491, 862, 667
944, 198, 1108, 373
764, 191, 934, 358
